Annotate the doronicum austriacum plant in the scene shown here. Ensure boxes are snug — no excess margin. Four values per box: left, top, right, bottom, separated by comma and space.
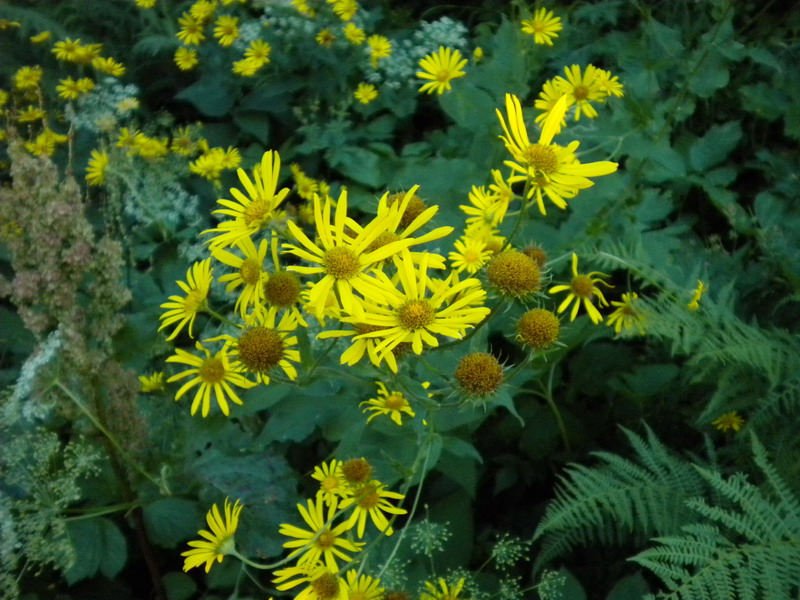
1, 1, 800, 599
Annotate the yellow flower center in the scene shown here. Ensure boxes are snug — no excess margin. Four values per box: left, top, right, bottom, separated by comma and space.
455, 352, 504, 398
521, 144, 559, 174
487, 250, 541, 298
397, 299, 435, 331
239, 258, 261, 285
323, 247, 361, 279
355, 484, 381, 510
366, 231, 400, 254
263, 271, 302, 307
312, 572, 340, 600
385, 392, 406, 410
516, 308, 560, 350
342, 458, 372, 484
237, 326, 284, 373
315, 530, 336, 549
243, 199, 270, 228
321, 475, 339, 491
436, 69, 451, 82
199, 357, 226, 384
464, 249, 480, 263
183, 288, 207, 313
573, 85, 589, 100
571, 274, 594, 298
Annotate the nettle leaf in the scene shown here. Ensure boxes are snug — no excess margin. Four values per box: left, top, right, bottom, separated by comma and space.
689, 122, 742, 172
65, 518, 127, 584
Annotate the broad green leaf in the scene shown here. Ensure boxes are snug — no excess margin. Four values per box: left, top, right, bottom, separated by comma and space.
689, 121, 742, 171
143, 498, 202, 548
175, 74, 236, 118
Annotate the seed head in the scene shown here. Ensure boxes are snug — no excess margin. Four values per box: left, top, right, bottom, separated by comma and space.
455, 352, 504, 397
516, 308, 560, 350
487, 249, 541, 298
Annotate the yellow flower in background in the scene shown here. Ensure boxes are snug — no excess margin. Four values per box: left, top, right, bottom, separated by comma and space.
190, 0, 218, 22
421, 578, 466, 600
711, 411, 745, 433
175, 47, 200, 70
213, 15, 239, 47
459, 185, 507, 228
339, 480, 406, 537
449, 236, 492, 275
93, 56, 126, 77
496, 93, 618, 214
177, 12, 206, 45
353, 82, 378, 104
56, 77, 95, 100
85, 149, 110, 186
273, 563, 345, 600
312, 460, 351, 506
343, 571, 384, 600
182, 498, 243, 572
688, 280, 708, 311
203, 150, 291, 248
549, 253, 612, 324
212, 236, 269, 317
166, 341, 256, 417
138, 372, 166, 393
73, 43, 103, 64
291, 0, 317, 18
244, 39, 271, 67
30, 31, 51, 44
329, 0, 358, 21
417, 47, 468, 95
134, 0, 157, 7
607, 292, 646, 334
25, 129, 68, 157
17, 106, 46, 123
278, 496, 363, 570
553, 64, 607, 120
595, 68, 625, 97
367, 34, 392, 68
190, 148, 227, 181
361, 382, 415, 425
315, 28, 336, 47
521, 7, 563, 46
13, 66, 43, 91
473, 46, 484, 62
0, 19, 21, 30
232, 58, 261, 76
534, 78, 574, 126
159, 258, 213, 340
52, 38, 82, 62
343, 22, 366, 44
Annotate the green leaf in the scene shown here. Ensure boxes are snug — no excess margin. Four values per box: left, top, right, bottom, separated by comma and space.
143, 498, 202, 548
163, 572, 198, 600
233, 111, 270, 145
689, 121, 742, 172
644, 19, 684, 55
687, 52, 729, 98
438, 83, 496, 130
65, 518, 127, 584
606, 572, 650, 600
327, 146, 389, 188
99, 519, 127, 579
175, 74, 236, 117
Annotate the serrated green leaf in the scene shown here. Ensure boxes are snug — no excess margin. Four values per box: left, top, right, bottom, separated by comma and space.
175, 75, 236, 118
689, 121, 742, 172
143, 498, 202, 548
65, 518, 127, 584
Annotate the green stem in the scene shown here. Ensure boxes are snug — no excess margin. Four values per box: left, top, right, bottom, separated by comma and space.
541, 365, 570, 452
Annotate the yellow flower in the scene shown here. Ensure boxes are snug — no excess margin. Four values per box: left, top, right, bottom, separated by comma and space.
86, 149, 110, 186
417, 46, 467, 95
354, 82, 378, 104
459, 185, 507, 228
92, 57, 126, 77
311, 460, 351, 506
343, 571, 384, 600
343, 22, 366, 44
132, 134, 170, 160
166, 341, 256, 417
361, 382, 415, 425
174, 47, 199, 70
521, 7, 563, 46
52, 38, 82, 62
595, 68, 624, 98
190, 149, 226, 181
73, 43, 103, 64
30, 31, 51, 44
711, 411, 745, 433
25, 130, 68, 157
177, 12, 206, 45
213, 15, 239, 47
448, 236, 491, 274
244, 39, 271, 66
17, 105, 46, 123
553, 64, 607, 120
203, 150, 291, 249
159, 258, 213, 341
138, 372, 166, 393
13, 66, 43, 91
278, 496, 363, 571
212, 236, 269, 318
190, 0, 218, 22
273, 563, 345, 600
316, 28, 336, 47
367, 34, 392, 68
0, 20, 21, 30
687, 280, 708, 311
290, 0, 317, 18
473, 46, 484, 62
262, 234, 308, 326
181, 498, 243, 572
606, 292, 645, 334
548, 253, 612, 324
496, 93, 618, 214
232, 57, 261, 76
134, 0, 157, 7
534, 78, 574, 127
116, 97, 139, 113
421, 578, 466, 600
57, 77, 95, 101
329, 0, 358, 21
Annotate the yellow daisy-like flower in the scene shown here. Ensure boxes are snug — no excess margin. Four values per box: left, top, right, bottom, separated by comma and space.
367, 34, 392, 68
25, 130, 66, 157
606, 292, 645, 334
273, 562, 345, 600
329, 0, 358, 21
92, 57, 126, 77
548, 253, 611, 324
190, 0, 218, 22
496, 93, 618, 215
534, 78, 574, 126
553, 64, 607, 120
213, 15, 239, 47
56, 77, 95, 101
190, 149, 226, 181
521, 7, 563, 46
175, 47, 200, 70
13, 66, 43, 91
315, 28, 336, 47
212, 236, 268, 318
86, 149, 110, 186
17, 105, 46, 123
595, 68, 624, 98
360, 382, 415, 425
208, 309, 301, 385
73, 43, 103, 65
687, 280, 708, 311
134, 0, 157, 7
159, 258, 213, 340
30, 31, 51, 44
343, 22, 366, 44
177, 12, 206, 46
417, 47, 468, 95
421, 578, 466, 600
138, 372, 166, 393
339, 480, 406, 538
459, 185, 506, 228
312, 460, 352, 506
203, 150, 291, 249
181, 498, 243, 572
52, 38, 82, 62
343, 571, 384, 600
448, 236, 492, 275
354, 82, 378, 104
338, 249, 490, 372
711, 411, 745, 433
291, 0, 317, 18
278, 496, 363, 571
282, 189, 417, 320
244, 39, 272, 66
167, 341, 256, 417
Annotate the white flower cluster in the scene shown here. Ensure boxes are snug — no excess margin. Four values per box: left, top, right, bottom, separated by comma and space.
67, 77, 140, 133
9, 328, 62, 410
